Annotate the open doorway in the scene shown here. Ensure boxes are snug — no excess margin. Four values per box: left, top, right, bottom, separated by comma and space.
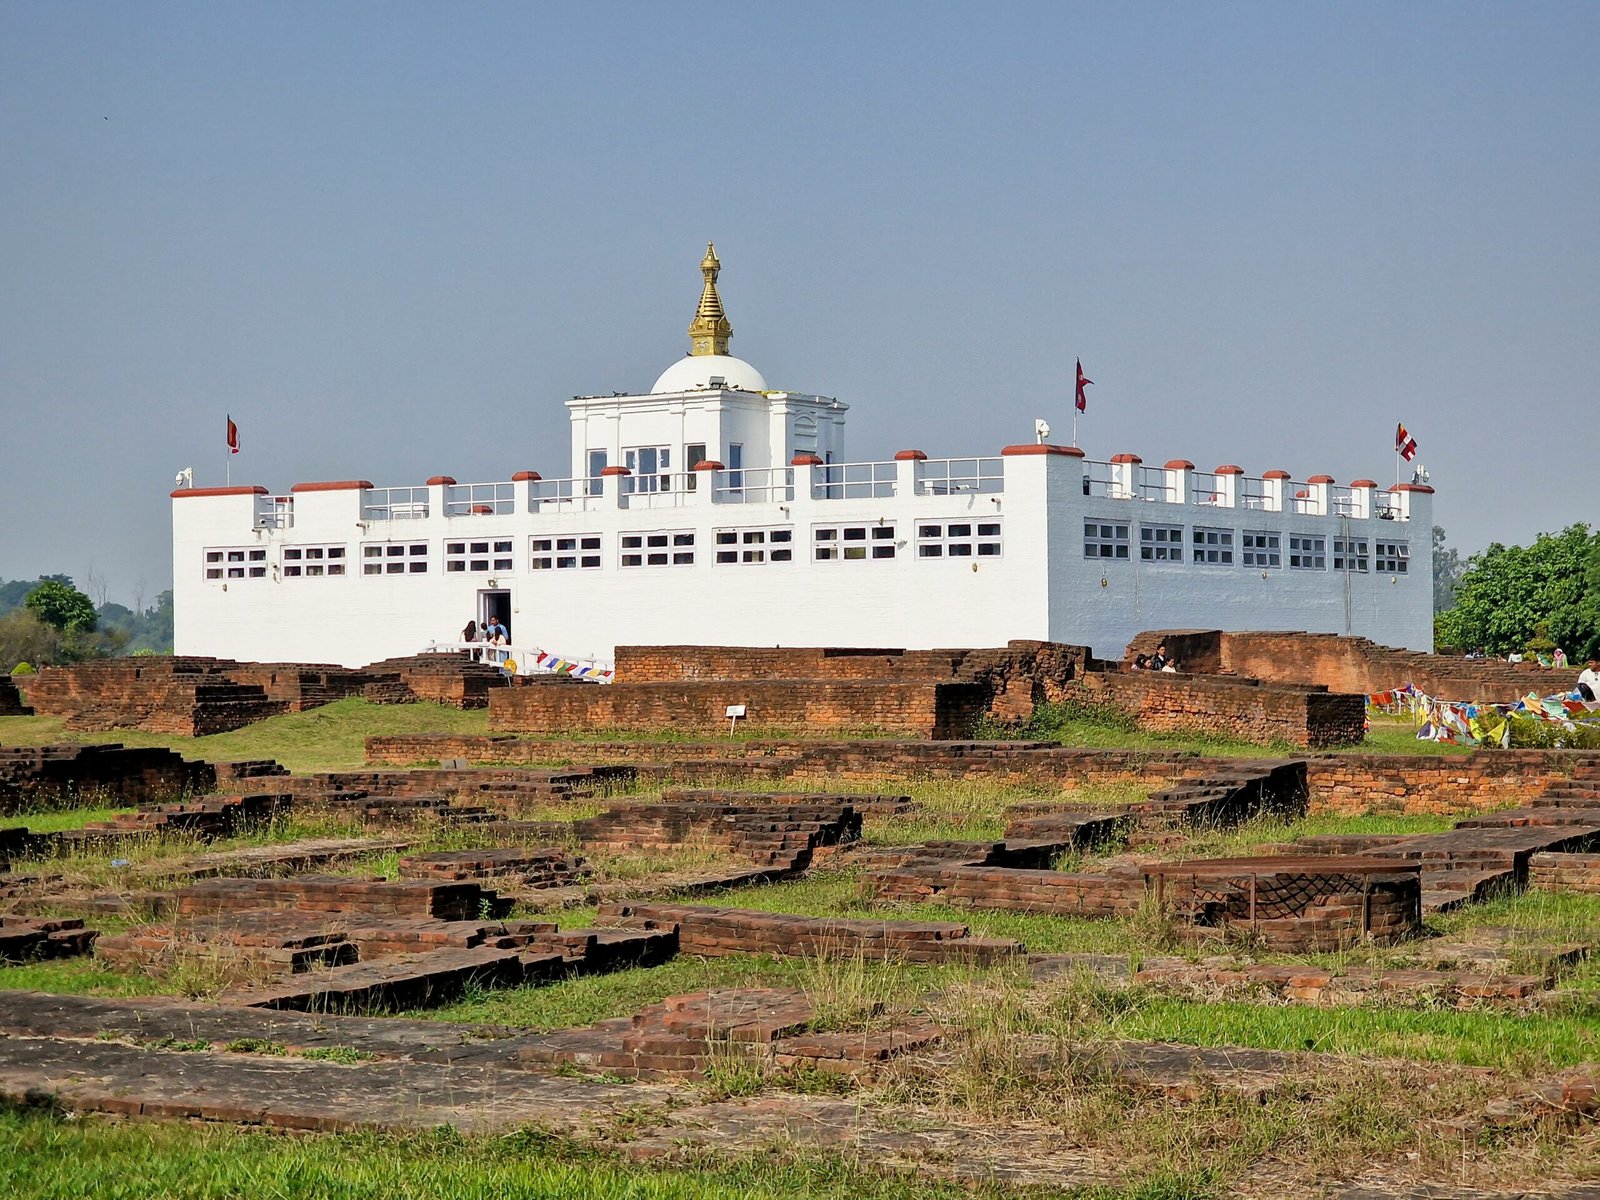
479, 590, 511, 642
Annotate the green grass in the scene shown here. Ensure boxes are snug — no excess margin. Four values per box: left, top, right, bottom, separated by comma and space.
0, 1110, 1177, 1200
0, 807, 137, 833
0, 698, 491, 773
0, 959, 174, 998
1104, 995, 1600, 1071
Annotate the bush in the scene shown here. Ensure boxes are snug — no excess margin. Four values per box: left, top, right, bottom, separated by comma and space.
11, 661, 34, 675
1505, 713, 1600, 750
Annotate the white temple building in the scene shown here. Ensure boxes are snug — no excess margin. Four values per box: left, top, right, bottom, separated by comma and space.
171, 245, 1435, 669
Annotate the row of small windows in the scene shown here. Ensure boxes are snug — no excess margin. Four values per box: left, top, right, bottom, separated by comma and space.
1083, 523, 1408, 573
203, 521, 1012, 579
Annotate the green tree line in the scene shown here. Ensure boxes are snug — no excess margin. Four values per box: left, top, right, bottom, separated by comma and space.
1, 575, 173, 670
1434, 524, 1600, 660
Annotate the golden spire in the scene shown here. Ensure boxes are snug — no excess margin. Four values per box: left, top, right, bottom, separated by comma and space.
687, 242, 732, 356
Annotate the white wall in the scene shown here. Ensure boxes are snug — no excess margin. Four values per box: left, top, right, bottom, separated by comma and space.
172, 454, 1433, 669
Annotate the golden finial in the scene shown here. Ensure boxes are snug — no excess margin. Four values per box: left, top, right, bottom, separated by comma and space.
687, 242, 732, 356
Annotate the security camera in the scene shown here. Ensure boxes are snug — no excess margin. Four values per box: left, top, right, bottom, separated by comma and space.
1034, 418, 1050, 444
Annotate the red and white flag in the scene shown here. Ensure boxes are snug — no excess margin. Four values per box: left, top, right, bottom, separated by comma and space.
1075, 359, 1092, 413
1394, 422, 1417, 462
226, 415, 239, 455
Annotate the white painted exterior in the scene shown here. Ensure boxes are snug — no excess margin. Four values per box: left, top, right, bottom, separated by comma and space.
172, 373, 1435, 667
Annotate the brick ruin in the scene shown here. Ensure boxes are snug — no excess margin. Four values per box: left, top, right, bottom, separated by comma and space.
19, 653, 507, 736
0, 677, 31, 716
1126, 629, 1575, 702
488, 640, 1099, 739
1076, 669, 1366, 748
486, 639, 1366, 745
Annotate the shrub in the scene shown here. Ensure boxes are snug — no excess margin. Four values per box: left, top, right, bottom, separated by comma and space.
1505, 713, 1600, 750
11, 662, 34, 675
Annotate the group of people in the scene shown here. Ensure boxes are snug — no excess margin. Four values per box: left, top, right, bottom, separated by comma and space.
461, 617, 510, 665
1130, 642, 1180, 673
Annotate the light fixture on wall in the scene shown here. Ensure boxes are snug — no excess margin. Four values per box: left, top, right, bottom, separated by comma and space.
1100, 576, 1109, 588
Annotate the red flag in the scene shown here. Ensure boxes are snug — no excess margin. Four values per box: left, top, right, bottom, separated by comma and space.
226, 415, 239, 455
1395, 422, 1417, 462
1075, 359, 1092, 413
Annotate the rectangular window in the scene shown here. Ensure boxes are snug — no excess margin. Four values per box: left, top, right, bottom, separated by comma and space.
1289, 534, 1326, 570
1376, 540, 1409, 574
362, 542, 429, 576
1242, 531, 1281, 569
814, 524, 897, 561
532, 534, 602, 570
203, 547, 266, 580
281, 544, 345, 578
714, 527, 794, 565
685, 442, 707, 491
1140, 524, 1184, 562
623, 445, 672, 494
1084, 521, 1130, 560
586, 449, 607, 497
1192, 527, 1234, 565
1332, 537, 1369, 573
620, 530, 694, 567
917, 520, 1002, 559
728, 443, 744, 492
445, 540, 513, 574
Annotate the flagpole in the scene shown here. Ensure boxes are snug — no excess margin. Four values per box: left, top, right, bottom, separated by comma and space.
1072, 410, 1079, 449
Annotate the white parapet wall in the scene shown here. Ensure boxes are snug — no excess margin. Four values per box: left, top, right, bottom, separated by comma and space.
172, 448, 1434, 667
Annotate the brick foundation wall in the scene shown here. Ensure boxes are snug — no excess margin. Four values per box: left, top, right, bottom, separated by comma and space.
612, 641, 1097, 722
1128, 630, 1570, 702
1079, 671, 1366, 749
488, 680, 992, 739
0, 744, 219, 815
1303, 752, 1587, 816
0, 677, 31, 716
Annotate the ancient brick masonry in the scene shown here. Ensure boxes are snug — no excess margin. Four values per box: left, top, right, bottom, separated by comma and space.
1126, 629, 1570, 702
398, 848, 589, 889
1286, 762, 1600, 911
520, 987, 942, 1081
524, 798, 864, 872
1077, 670, 1366, 749
0, 676, 32, 715
0, 916, 97, 963
22, 657, 288, 735
23, 652, 507, 736
1145, 857, 1423, 951
596, 901, 1025, 964
0, 743, 241, 815
490, 679, 992, 739
1530, 852, 1600, 894
614, 641, 1099, 722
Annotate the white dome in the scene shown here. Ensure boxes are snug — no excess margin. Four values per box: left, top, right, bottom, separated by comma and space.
650, 354, 768, 395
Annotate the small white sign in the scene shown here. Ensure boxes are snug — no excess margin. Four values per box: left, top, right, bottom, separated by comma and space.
725, 704, 746, 718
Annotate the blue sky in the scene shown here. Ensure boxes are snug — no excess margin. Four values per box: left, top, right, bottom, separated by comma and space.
2, 2, 1596, 604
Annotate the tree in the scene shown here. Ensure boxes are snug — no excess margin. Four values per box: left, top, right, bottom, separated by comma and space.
1432, 526, 1463, 613
24, 579, 98, 633
0, 609, 60, 670
1435, 523, 1600, 658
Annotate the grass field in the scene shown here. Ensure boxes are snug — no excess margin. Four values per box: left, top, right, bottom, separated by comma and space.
0, 699, 1470, 779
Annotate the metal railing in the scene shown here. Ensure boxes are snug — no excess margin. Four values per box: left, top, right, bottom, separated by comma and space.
528, 477, 600, 513
1189, 471, 1222, 506
362, 486, 430, 521
714, 465, 794, 504
418, 640, 613, 681
445, 481, 516, 517
621, 484, 692, 510
812, 460, 897, 500
254, 494, 294, 530
1135, 465, 1174, 502
1237, 476, 1272, 510
915, 456, 1004, 496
